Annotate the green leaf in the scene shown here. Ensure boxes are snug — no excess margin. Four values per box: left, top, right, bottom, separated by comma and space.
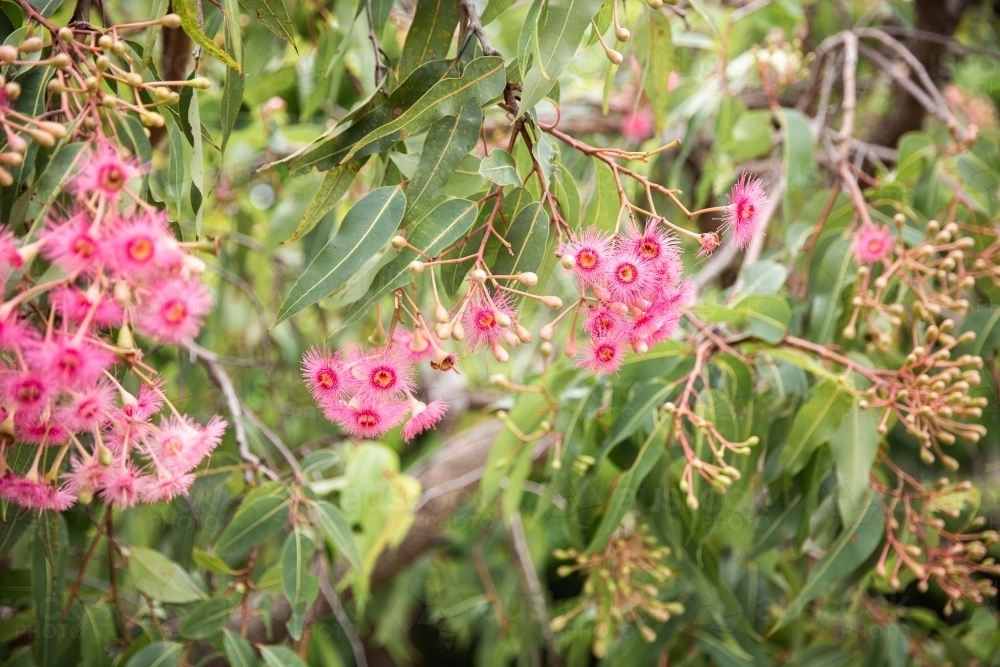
586, 417, 670, 553
260, 645, 309, 667
777, 381, 854, 483
727, 110, 775, 162
779, 108, 815, 219
223, 629, 257, 667
313, 500, 363, 571
220, 67, 245, 154
518, 0, 604, 114
282, 161, 363, 244
552, 163, 580, 223
174, 0, 241, 71
771, 489, 884, 631
281, 529, 320, 641
482, 0, 517, 25
644, 11, 673, 132
597, 382, 674, 465
748, 493, 804, 560
128, 547, 205, 604
738, 260, 786, 296
734, 294, 790, 344
79, 602, 114, 667
809, 236, 855, 345
404, 99, 482, 219
125, 641, 184, 667
275, 186, 407, 324
831, 402, 881, 521
192, 547, 238, 575
490, 201, 550, 277
181, 598, 236, 640
342, 56, 506, 163
186, 88, 205, 237
164, 115, 187, 223
479, 149, 521, 187
240, 0, 296, 48
956, 306, 1000, 358
583, 157, 619, 232
223, 0, 243, 66
341, 198, 478, 327
399, 0, 459, 79
214, 484, 291, 557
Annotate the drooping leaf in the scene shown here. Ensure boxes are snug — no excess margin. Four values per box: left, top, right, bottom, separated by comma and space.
275, 186, 407, 324
341, 56, 506, 163
776, 381, 853, 477
738, 260, 787, 296
583, 157, 619, 232
281, 529, 319, 641
240, 0, 296, 48
748, 493, 804, 560
597, 382, 674, 465
214, 483, 291, 558
771, 489, 884, 631
831, 402, 882, 521
282, 161, 364, 244
220, 67, 245, 154
586, 417, 670, 553
733, 294, 790, 344
404, 99, 482, 219
644, 11, 673, 132
479, 149, 521, 187
180, 598, 236, 639
126, 641, 184, 667
517, 0, 604, 114
223, 629, 257, 667
490, 200, 550, 277
808, 236, 855, 345
192, 547, 238, 575
78, 602, 115, 667
399, 0, 459, 79
313, 500, 363, 571
341, 198, 478, 327
174, 0, 241, 71
260, 645, 309, 667
127, 547, 205, 604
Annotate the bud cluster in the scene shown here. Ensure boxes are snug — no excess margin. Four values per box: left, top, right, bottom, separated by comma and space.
0, 142, 225, 511
872, 474, 1000, 614
550, 518, 684, 657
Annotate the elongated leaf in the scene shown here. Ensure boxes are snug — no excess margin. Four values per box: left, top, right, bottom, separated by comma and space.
404, 99, 482, 219
214, 484, 291, 557
480, 149, 520, 187
771, 490, 884, 631
780, 108, 815, 217
192, 547, 238, 575
281, 529, 319, 641
583, 157, 619, 232
287, 60, 453, 174
518, 0, 604, 114
223, 0, 243, 66
776, 381, 852, 477
734, 294, 790, 344
126, 641, 184, 667
174, 0, 241, 71
282, 161, 363, 244
240, 0, 296, 48
342, 56, 506, 163
597, 382, 674, 464
399, 0, 459, 79
738, 260, 786, 296
181, 598, 235, 639
128, 547, 205, 604
223, 629, 256, 667
276, 186, 407, 323
341, 198, 478, 327
748, 493, 804, 560
79, 602, 114, 667
645, 11, 673, 132
220, 67, 245, 154
187, 88, 205, 237
260, 645, 309, 667
313, 500, 363, 571
831, 402, 881, 520
586, 418, 670, 553
490, 201, 549, 277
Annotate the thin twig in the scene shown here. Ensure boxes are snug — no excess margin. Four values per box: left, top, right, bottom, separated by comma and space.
318, 557, 368, 667
239, 401, 303, 478
506, 511, 564, 667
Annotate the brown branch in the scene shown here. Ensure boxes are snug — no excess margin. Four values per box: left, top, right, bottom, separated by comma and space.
507, 511, 564, 667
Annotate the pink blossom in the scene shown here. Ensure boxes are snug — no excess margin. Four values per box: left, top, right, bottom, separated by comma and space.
347, 345, 415, 402
463, 293, 515, 351
723, 173, 768, 249
621, 109, 655, 142
99, 462, 141, 508
855, 224, 893, 264
0, 226, 19, 271
109, 213, 182, 280
137, 469, 195, 503
402, 399, 448, 442
50, 286, 124, 328
15, 414, 68, 445
135, 277, 212, 343
325, 399, 409, 439
0, 475, 74, 511
58, 384, 115, 433
558, 227, 614, 288
577, 339, 626, 375
2, 371, 52, 417
148, 416, 203, 474
604, 250, 656, 305
41, 215, 103, 274
73, 140, 140, 200
63, 455, 107, 495
0, 316, 36, 351
392, 327, 436, 363
626, 219, 682, 279
301, 347, 344, 407
583, 304, 630, 341
25, 335, 114, 391
120, 382, 165, 423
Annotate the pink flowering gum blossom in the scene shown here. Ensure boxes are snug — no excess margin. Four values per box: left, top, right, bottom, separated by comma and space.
855, 224, 894, 264
0, 138, 227, 513
723, 172, 768, 249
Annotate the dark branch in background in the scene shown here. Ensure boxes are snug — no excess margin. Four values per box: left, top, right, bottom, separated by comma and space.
864, 0, 975, 150
458, 0, 520, 115
151, 1, 192, 146
507, 511, 564, 667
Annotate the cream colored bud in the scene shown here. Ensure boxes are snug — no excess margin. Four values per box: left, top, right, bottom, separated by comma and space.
95, 55, 111, 71
435, 321, 452, 340
36, 121, 66, 138
540, 295, 563, 309
686, 495, 699, 510
471, 268, 487, 283
540, 341, 553, 356
604, 46, 624, 65
451, 319, 465, 340
20, 37, 44, 53
111, 41, 126, 55
390, 235, 406, 249
125, 72, 144, 88
495, 311, 511, 327
408, 260, 425, 274
161, 13, 182, 28
98, 34, 114, 49
435, 303, 449, 324
539, 323, 554, 341
50, 52, 71, 68
517, 272, 537, 286
57, 27, 74, 42
615, 27, 631, 42
190, 77, 212, 90
4, 81, 20, 100
24, 128, 55, 148
560, 254, 575, 270
515, 323, 532, 344
0, 45, 17, 64
491, 341, 509, 363
139, 111, 164, 127
0, 167, 12, 187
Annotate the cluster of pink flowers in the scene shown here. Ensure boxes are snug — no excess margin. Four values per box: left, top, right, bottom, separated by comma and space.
303, 336, 449, 441
0, 140, 225, 511
559, 221, 694, 375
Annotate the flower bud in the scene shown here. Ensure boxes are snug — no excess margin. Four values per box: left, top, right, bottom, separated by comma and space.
515, 323, 532, 344
517, 271, 537, 286
495, 311, 511, 327
489, 374, 510, 388
408, 260, 424, 274
19, 37, 44, 53
539, 341, 553, 356
564, 337, 577, 357
451, 319, 465, 340
0, 45, 17, 64
0, 167, 12, 187
98, 34, 114, 49
435, 303, 449, 323
111, 41, 127, 55
190, 77, 212, 90
50, 52, 71, 68
560, 254, 575, 270
435, 321, 452, 340
604, 46, 624, 65
491, 341, 509, 363
540, 295, 562, 309
391, 235, 407, 249
57, 27, 74, 42
24, 128, 55, 148
471, 268, 487, 283
36, 121, 67, 138
686, 495, 699, 510
95, 54, 111, 71
4, 81, 20, 100
615, 27, 631, 42
140, 111, 165, 127
161, 13, 182, 28
539, 323, 554, 341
